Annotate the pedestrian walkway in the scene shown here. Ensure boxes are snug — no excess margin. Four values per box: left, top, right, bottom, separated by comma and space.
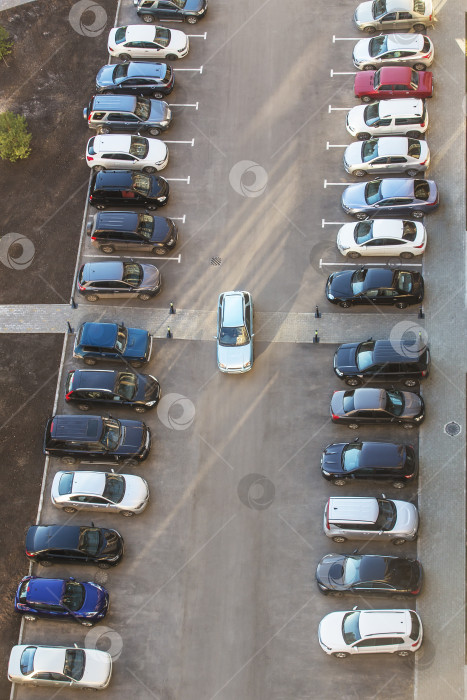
0, 0, 36, 11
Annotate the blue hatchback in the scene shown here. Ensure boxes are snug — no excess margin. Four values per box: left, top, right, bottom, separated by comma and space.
14, 576, 109, 626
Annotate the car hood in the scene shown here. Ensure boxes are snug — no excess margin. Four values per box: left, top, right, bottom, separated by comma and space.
316, 554, 347, 590
344, 141, 365, 166
342, 181, 368, 210
140, 264, 161, 290
334, 343, 359, 373
218, 343, 252, 370
135, 374, 160, 403
401, 391, 424, 418
319, 611, 347, 650
82, 582, 109, 615
393, 500, 419, 535
120, 475, 149, 509
149, 100, 170, 122
330, 391, 345, 417
147, 138, 168, 164
352, 39, 371, 64
96, 64, 115, 88
346, 105, 367, 133
100, 528, 123, 557
184, 0, 207, 11
169, 29, 189, 51
81, 649, 112, 688
354, 71, 374, 93
355, 1, 374, 24
336, 223, 358, 250
327, 271, 354, 300
321, 443, 346, 475
119, 419, 145, 451
149, 176, 168, 197
125, 328, 151, 358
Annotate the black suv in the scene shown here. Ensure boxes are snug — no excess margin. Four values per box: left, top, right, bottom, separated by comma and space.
26, 525, 124, 569
89, 170, 169, 210
96, 62, 174, 99
73, 322, 152, 367
44, 414, 151, 464
65, 369, 161, 413
334, 339, 430, 387
84, 94, 172, 136
87, 211, 178, 255
134, 0, 208, 24
320, 439, 417, 488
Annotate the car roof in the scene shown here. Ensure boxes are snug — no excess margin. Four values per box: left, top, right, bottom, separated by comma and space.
91, 95, 137, 112
124, 25, 157, 42
353, 387, 386, 410
359, 609, 410, 637
127, 62, 166, 79
93, 134, 133, 152
80, 322, 119, 347
222, 291, 245, 326
95, 211, 140, 230
95, 170, 134, 188
82, 262, 125, 282
28, 525, 82, 551
386, 33, 424, 51
27, 578, 64, 606
328, 497, 379, 524
50, 415, 104, 442
71, 471, 107, 496
362, 267, 394, 288
369, 219, 405, 240
378, 98, 423, 118
375, 137, 409, 157
33, 646, 67, 674
359, 441, 405, 468
377, 66, 413, 82
71, 369, 118, 391
371, 339, 424, 363
379, 178, 415, 198
386, 0, 414, 11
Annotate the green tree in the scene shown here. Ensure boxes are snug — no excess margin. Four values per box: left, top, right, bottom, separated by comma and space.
0, 112, 32, 162
0, 26, 13, 62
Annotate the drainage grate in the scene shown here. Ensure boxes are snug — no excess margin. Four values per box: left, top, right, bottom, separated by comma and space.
210, 256, 222, 266
444, 421, 461, 437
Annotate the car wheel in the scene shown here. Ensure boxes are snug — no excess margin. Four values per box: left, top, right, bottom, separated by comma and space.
134, 406, 146, 413
165, 53, 178, 60
138, 292, 153, 301
153, 246, 167, 255
98, 126, 111, 135
364, 26, 376, 34
97, 561, 111, 569
348, 423, 359, 430
147, 127, 161, 136
95, 204, 106, 210
347, 251, 361, 258
412, 210, 424, 219
332, 479, 347, 487
353, 169, 366, 178
142, 13, 154, 22
86, 293, 99, 303
345, 377, 360, 386
77, 403, 90, 411
93, 165, 105, 173
130, 361, 142, 368
395, 301, 408, 309
404, 378, 417, 387
118, 53, 131, 61
24, 615, 37, 622
403, 423, 415, 430
121, 510, 135, 517
186, 15, 198, 23
406, 169, 419, 177
355, 212, 368, 220
143, 166, 156, 174
397, 650, 411, 657
413, 23, 426, 32
400, 251, 414, 259
363, 64, 376, 71
332, 536, 347, 543
393, 481, 405, 489
413, 63, 426, 71
357, 132, 370, 140
100, 245, 115, 254
39, 560, 52, 567
61, 456, 77, 465
407, 131, 422, 139
332, 651, 349, 658
83, 358, 97, 366
339, 301, 352, 308
361, 96, 372, 103
392, 538, 407, 545
63, 507, 77, 514
153, 92, 164, 100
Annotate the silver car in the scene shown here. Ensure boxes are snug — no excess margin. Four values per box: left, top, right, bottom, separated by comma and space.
354, 0, 434, 34
353, 34, 434, 71
216, 291, 254, 373
51, 470, 149, 516
344, 137, 430, 177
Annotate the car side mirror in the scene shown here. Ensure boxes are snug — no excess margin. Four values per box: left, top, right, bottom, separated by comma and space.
352, 605, 358, 611
352, 437, 360, 443
251, 333, 255, 338
378, 530, 383, 535
352, 548, 359, 554
213, 335, 218, 340
381, 493, 386, 498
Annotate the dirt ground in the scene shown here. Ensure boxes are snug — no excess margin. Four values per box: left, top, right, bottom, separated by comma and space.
0, 0, 117, 304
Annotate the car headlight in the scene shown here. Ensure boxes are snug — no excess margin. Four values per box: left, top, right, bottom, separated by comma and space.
413, 415, 423, 422
321, 469, 331, 476
145, 400, 157, 407
167, 238, 174, 245
159, 120, 170, 127
334, 368, 343, 377
136, 501, 146, 510
243, 361, 251, 368
157, 196, 167, 202
219, 362, 227, 369
327, 293, 335, 300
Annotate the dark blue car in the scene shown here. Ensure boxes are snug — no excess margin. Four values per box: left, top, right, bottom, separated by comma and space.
73, 322, 152, 367
14, 576, 109, 626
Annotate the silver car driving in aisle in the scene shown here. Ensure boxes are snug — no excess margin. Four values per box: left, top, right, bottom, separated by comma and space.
216, 291, 254, 373
51, 470, 149, 516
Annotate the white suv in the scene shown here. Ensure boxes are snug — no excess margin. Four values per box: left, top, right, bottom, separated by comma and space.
86, 134, 168, 173
319, 608, 423, 658
346, 99, 428, 141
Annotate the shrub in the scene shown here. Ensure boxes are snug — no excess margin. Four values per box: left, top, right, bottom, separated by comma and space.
0, 112, 32, 162
0, 26, 13, 62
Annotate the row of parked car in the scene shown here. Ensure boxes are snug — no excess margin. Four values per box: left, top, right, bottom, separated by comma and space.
7, 2, 209, 688
316, 1, 437, 660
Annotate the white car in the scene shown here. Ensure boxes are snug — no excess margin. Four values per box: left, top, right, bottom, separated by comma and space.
8, 644, 112, 689
216, 291, 254, 373
337, 219, 426, 258
343, 137, 430, 177
353, 34, 434, 71
86, 134, 168, 173
108, 25, 189, 61
51, 470, 149, 516
346, 98, 428, 140
318, 608, 423, 658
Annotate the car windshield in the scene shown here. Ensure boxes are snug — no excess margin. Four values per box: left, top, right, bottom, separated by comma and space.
414, 179, 430, 200
134, 97, 151, 121
369, 35, 387, 57
137, 213, 155, 240
113, 63, 129, 80
63, 649, 85, 681
372, 0, 387, 19
103, 474, 126, 503
402, 221, 417, 241
122, 262, 143, 286
115, 371, 137, 399
356, 340, 375, 370
169, 0, 187, 7
365, 180, 383, 205
155, 27, 170, 46
373, 71, 382, 90
219, 326, 249, 347
18, 580, 29, 604
407, 139, 421, 158
129, 136, 148, 159
100, 418, 121, 450
62, 581, 85, 612
79, 527, 102, 556
58, 472, 74, 496
375, 498, 397, 530
354, 221, 374, 245
342, 443, 363, 472
362, 139, 378, 162
364, 102, 380, 126
342, 611, 361, 644
410, 71, 419, 88
384, 558, 413, 584
20, 647, 36, 675
132, 173, 151, 196
115, 326, 128, 354
351, 268, 368, 295
385, 389, 404, 416
396, 271, 413, 292
342, 391, 355, 414
115, 26, 126, 44
410, 611, 420, 640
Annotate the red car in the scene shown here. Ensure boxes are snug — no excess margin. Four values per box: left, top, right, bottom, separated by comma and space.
354, 67, 433, 103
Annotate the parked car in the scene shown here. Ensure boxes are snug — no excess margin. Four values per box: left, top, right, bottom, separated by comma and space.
77, 261, 161, 302
341, 178, 438, 219
134, 0, 208, 25
355, 67, 433, 102
323, 496, 419, 544
52, 471, 149, 516
86, 134, 168, 173
316, 553, 423, 595
330, 387, 425, 428
216, 291, 254, 373
87, 211, 177, 255
96, 61, 174, 99
353, 33, 434, 71
73, 321, 152, 367
43, 414, 151, 464
320, 440, 417, 487
25, 524, 124, 568
346, 98, 428, 140
108, 24, 189, 60
89, 170, 169, 210
65, 368, 161, 412
343, 137, 429, 177
318, 608, 423, 657
325, 268, 424, 309
14, 576, 109, 626
354, 0, 434, 34
336, 219, 426, 258
333, 338, 430, 386
84, 94, 172, 136
8, 644, 112, 689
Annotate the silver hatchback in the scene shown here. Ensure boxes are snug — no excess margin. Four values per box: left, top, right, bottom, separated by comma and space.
216, 291, 254, 373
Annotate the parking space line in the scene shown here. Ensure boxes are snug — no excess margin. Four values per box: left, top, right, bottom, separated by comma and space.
326, 142, 348, 149
166, 176, 190, 184
330, 69, 357, 77
170, 102, 199, 109
328, 105, 352, 112
319, 259, 423, 268
324, 180, 348, 188
187, 32, 207, 39
163, 138, 195, 146
82, 254, 182, 262
322, 219, 347, 227
174, 66, 203, 73
172, 215, 186, 223
332, 35, 360, 42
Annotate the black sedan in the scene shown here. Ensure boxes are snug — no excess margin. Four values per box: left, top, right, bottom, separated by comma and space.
65, 369, 160, 413
341, 178, 439, 219
325, 267, 424, 309
316, 553, 423, 596
320, 440, 417, 487
330, 387, 425, 429
25, 525, 124, 569
96, 62, 174, 99
134, 0, 207, 24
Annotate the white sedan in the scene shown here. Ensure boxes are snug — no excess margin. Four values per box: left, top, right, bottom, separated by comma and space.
8, 644, 112, 689
86, 134, 168, 173
51, 470, 149, 516
108, 25, 189, 60
337, 219, 426, 258
343, 137, 430, 178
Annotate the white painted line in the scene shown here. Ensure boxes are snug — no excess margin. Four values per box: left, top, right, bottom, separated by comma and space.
174, 66, 203, 73
319, 259, 423, 268
322, 219, 347, 227
163, 138, 195, 146
172, 215, 186, 223
166, 176, 190, 184
187, 32, 207, 39
329, 105, 353, 112
83, 254, 181, 262
326, 142, 348, 149
170, 102, 199, 109
330, 69, 357, 77
333, 35, 360, 42
324, 180, 348, 188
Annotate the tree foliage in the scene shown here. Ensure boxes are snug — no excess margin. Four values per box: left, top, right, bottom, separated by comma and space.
0, 112, 32, 162
0, 26, 13, 61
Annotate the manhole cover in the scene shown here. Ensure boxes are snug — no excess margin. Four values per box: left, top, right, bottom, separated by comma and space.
444, 421, 461, 437
94, 571, 109, 585
210, 256, 222, 266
